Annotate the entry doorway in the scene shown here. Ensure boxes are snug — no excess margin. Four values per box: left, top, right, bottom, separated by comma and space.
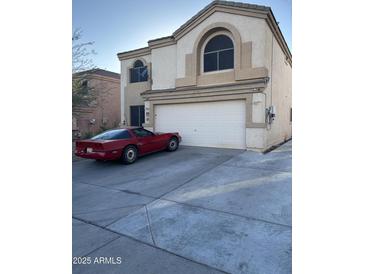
130, 105, 145, 127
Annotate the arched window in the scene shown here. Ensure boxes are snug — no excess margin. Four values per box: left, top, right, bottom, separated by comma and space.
133, 60, 144, 68
203, 35, 234, 72
130, 60, 148, 83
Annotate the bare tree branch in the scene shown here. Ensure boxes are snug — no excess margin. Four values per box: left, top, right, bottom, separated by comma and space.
72, 29, 96, 73
72, 29, 97, 115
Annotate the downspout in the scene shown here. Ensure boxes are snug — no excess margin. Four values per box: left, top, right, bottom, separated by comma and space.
264, 33, 275, 131
270, 32, 274, 107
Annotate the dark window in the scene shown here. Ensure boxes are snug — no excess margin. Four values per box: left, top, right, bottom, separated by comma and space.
130, 60, 148, 83
130, 105, 145, 127
204, 35, 234, 72
132, 128, 154, 137
112, 130, 132, 140
91, 129, 131, 140
290, 108, 292, 122
205, 35, 233, 52
219, 49, 234, 70
134, 60, 144, 67
204, 52, 218, 72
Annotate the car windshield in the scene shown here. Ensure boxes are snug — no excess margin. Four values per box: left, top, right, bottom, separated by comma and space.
91, 129, 131, 140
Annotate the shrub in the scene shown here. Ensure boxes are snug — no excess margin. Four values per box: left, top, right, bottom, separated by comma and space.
83, 131, 93, 139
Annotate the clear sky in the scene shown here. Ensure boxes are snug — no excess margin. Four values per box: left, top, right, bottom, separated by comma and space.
73, 0, 291, 73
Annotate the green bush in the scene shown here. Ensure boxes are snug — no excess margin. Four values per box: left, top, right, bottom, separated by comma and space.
83, 131, 93, 139
99, 124, 108, 132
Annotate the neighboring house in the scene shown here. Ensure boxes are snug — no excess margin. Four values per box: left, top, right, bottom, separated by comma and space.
117, 0, 291, 151
72, 69, 121, 138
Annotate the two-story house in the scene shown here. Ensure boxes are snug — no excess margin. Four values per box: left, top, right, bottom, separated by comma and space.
73, 69, 121, 138
117, 1, 292, 151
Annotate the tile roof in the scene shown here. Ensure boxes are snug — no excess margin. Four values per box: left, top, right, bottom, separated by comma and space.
73, 69, 120, 79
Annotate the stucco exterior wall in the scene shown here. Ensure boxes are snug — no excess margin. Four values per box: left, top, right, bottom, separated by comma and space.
74, 75, 121, 137
151, 45, 177, 90
262, 24, 274, 112
246, 128, 267, 150
176, 11, 267, 79
121, 54, 151, 125
118, 4, 291, 151
265, 27, 292, 147
251, 93, 266, 123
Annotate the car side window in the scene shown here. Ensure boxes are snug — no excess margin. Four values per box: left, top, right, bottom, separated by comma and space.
112, 130, 131, 140
133, 128, 154, 137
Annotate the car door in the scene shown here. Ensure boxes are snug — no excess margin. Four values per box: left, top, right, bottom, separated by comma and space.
132, 128, 161, 155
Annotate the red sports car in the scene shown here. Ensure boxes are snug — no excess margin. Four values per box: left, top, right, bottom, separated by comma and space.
75, 127, 181, 164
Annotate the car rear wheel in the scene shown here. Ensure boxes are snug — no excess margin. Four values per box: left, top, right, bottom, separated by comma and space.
122, 146, 138, 164
167, 137, 179, 152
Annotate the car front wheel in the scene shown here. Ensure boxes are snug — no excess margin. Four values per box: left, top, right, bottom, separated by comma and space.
122, 146, 138, 164
167, 137, 179, 152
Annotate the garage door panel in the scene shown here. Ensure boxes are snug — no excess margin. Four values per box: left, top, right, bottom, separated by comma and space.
155, 101, 246, 149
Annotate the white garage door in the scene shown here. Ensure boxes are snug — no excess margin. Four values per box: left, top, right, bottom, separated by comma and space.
155, 100, 246, 149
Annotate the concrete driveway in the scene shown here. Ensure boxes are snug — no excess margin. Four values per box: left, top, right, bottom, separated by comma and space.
73, 141, 292, 274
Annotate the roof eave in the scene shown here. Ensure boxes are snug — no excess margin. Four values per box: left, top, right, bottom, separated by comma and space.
117, 1, 291, 64
117, 47, 151, 61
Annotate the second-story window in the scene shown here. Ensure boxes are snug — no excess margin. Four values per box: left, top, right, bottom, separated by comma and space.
130, 60, 148, 83
204, 34, 234, 72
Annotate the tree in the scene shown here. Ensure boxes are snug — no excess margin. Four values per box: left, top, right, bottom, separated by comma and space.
72, 29, 96, 73
72, 29, 97, 113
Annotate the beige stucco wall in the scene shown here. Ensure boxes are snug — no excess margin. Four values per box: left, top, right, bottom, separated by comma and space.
251, 93, 266, 123
119, 11, 271, 127
118, 8, 291, 151
265, 26, 292, 147
246, 128, 267, 150
120, 54, 151, 125
74, 75, 121, 137
151, 44, 177, 90
176, 11, 267, 79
